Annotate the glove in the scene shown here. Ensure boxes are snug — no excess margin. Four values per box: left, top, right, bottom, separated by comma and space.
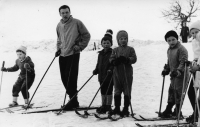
118, 56, 129, 64
161, 70, 169, 76
24, 63, 30, 69
55, 49, 61, 57
1, 67, 7, 72
107, 70, 112, 75
185, 60, 191, 67
93, 69, 98, 75
170, 70, 181, 78
111, 58, 121, 66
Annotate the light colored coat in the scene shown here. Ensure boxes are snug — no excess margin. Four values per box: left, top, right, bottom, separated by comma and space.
56, 16, 90, 57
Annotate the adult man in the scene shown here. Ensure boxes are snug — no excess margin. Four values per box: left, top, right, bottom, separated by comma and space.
55, 5, 91, 110
180, 22, 189, 43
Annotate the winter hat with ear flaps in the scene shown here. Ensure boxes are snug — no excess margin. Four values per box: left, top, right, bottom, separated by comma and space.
189, 20, 200, 32
101, 29, 113, 46
116, 30, 128, 43
16, 46, 27, 54
164, 30, 178, 41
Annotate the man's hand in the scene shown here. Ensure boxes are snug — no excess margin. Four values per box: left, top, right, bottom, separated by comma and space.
73, 45, 81, 52
55, 49, 61, 57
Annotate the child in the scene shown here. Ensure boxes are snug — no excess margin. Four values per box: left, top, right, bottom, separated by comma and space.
185, 20, 200, 123
1, 46, 35, 107
93, 29, 114, 114
109, 30, 137, 117
161, 30, 188, 118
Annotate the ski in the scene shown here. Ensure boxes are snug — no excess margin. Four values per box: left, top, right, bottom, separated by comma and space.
0, 103, 34, 113
135, 122, 190, 127
75, 109, 96, 118
94, 113, 109, 120
133, 115, 182, 121
25, 106, 99, 114
108, 114, 123, 121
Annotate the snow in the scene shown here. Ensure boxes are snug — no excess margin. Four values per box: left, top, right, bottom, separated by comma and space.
0, 40, 195, 127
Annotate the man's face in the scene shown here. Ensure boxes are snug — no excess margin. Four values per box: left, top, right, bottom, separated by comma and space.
60, 8, 71, 21
166, 36, 178, 48
190, 28, 200, 39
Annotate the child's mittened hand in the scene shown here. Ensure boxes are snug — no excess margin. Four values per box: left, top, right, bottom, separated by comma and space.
55, 49, 61, 57
1, 67, 7, 72
93, 70, 98, 75
24, 63, 30, 69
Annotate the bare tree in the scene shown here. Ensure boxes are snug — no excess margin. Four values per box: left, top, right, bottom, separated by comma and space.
162, 0, 200, 29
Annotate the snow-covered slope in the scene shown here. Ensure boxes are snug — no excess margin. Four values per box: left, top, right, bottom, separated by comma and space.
0, 41, 194, 127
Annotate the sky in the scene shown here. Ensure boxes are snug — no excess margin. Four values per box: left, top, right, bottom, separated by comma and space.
0, 0, 199, 42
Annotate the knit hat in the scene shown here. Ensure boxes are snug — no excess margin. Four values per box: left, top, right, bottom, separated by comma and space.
164, 30, 178, 41
189, 20, 200, 32
116, 30, 128, 43
101, 29, 113, 46
16, 46, 27, 54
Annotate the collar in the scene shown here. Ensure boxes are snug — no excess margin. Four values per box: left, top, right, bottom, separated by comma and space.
61, 15, 72, 24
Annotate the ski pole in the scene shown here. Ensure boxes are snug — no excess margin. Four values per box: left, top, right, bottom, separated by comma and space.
123, 64, 134, 117
0, 61, 5, 95
95, 75, 113, 113
192, 75, 200, 125
83, 74, 109, 114
177, 63, 187, 125
158, 75, 165, 117
57, 74, 95, 115
27, 57, 56, 108
62, 53, 75, 107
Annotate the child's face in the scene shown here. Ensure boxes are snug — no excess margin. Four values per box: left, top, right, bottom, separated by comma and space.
17, 52, 26, 60
166, 36, 178, 48
102, 40, 111, 49
190, 28, 200, 39
118, 37, 128, 46
60, 8, 71, 21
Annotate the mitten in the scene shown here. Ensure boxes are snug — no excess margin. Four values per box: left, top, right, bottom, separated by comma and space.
1, 67, 7, 72
119, 56, 129, 64
24, 63, 30, 69
161, 70, 169, 76
185, 60, 191, 67
93, 69, 98, 75
55, 49, 61, 57
170, 70, 181, 78
111, 58, 121, 66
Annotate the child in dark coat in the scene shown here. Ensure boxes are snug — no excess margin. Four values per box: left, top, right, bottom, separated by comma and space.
109, 30, 137, 117
93, 29, 114, 114
1, 46, 35, 107
161, 30, 189, 118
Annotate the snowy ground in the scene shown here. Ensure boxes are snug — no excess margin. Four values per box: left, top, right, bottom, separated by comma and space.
0, 40, 195, 127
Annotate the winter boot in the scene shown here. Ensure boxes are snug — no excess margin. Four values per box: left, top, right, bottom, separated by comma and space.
159, 102, 174, 118
96, 105, 107, 114
63, 96, 79, 110
122, 95, 130, 117
186, 112, 198, 123
110, 95, 121, 116
172, 104, 183, 118
9, 97, 18, 107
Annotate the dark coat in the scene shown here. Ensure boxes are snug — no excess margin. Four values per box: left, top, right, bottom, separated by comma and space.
94, 48, 113, 82
7, 56, 35, 79
180, 26, 189, 42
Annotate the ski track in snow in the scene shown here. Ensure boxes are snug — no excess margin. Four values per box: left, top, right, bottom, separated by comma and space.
0, 41, 195, 127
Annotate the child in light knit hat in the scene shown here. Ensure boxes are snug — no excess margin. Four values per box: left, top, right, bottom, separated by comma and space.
109, 30, 137, 117
1, 46, 35, 107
